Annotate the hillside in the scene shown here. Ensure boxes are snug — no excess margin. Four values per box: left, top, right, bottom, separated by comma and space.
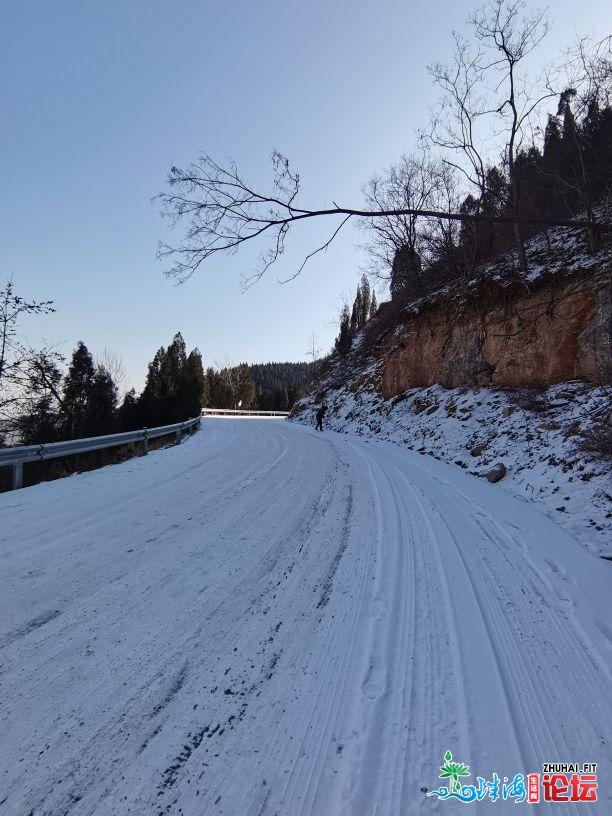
291, 223, 612, 554
248, 361, 316, 395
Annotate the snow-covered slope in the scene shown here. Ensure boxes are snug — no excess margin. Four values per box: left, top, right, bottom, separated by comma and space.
1, 419, 611, 814
402, 208, 612, 317
292, 369, 611, 555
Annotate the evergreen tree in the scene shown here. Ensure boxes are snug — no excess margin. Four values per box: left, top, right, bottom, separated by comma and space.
350, 300, 359, 336
62, 341, 95, 438
359, 275, 371, 327
369, 291, 378, 318
544, 114, 562, 159
118, 388, 141, 430
139, 333, 206, 423
204, 367, 221, 408
272, 386, 289, 410
235, 363, 255, 408
178, 348, 205, 417
207, 367, 232, 408
335, 304, 352, 355
85, 365, 118, 436
391, 244, 422, 299
259, 388, 274, 410
161, 333, 187, 394
201, 367, 213, 408
139, 347, 165, 425
160, 333, 187, 421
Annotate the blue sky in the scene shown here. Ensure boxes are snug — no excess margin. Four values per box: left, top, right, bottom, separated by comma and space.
1, 0, 609, 390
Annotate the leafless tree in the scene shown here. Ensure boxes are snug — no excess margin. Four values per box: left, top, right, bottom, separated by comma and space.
566, 34, 612, 116
361, 152, 438, 281
214, 356, 237, 394
306, 332, 323, 381
0, 280, 62, 441
427, 31, 490, 206
428, 0, 556, 272
306, 332, 322, 365
360, 152, 462, 288
564, 34, 612, 238
98, 347, 127, 396
472, 0, 555, 271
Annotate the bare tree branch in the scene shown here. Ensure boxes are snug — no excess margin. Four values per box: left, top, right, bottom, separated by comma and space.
156, 150, 611, 283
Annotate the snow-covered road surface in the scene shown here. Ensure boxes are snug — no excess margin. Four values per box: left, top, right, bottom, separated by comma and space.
1, 419, 611, 815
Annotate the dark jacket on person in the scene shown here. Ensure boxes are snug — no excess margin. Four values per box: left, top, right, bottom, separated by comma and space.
315, 405, 327, 430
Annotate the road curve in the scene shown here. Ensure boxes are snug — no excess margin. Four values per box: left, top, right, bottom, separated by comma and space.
1, 419, 611, 815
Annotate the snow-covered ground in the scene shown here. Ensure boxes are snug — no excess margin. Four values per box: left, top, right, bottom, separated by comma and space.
1, 419, 611, 815
293, 373, 612, 556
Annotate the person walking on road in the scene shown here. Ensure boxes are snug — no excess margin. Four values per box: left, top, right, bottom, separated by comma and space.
315, 404, 327, 432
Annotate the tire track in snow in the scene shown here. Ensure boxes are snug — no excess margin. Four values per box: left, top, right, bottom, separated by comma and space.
258, 448, 377, 815
402, 468, 612, 813
0, 609, 61, 649
335, 451, 416, 815
152, 431, 361, 814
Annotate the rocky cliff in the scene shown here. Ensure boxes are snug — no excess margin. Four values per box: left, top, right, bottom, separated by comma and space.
352, 217, 612, 395
380, 267, 611, 397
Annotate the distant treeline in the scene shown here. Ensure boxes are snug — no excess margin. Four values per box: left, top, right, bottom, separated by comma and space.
13, 332, 205, 445
3, 315, 317, 449
1, 270, 319, 449
203, 361, 317, 411
250, 362, 317, 409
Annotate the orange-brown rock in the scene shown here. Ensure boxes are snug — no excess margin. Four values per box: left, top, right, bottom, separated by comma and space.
380, 271, 611, 398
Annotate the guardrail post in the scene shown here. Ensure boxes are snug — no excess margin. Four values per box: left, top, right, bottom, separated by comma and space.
142, 428, 149, 456
175, 424, 182, 444
12, 462, 23, 490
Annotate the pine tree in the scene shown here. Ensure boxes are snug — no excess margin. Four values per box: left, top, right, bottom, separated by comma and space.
272, 386, 289, 410
204, 367, 217, 408
369, 291, 378, 318
178, 348, 205, 417
543, 115, 562, 159
350, 301, 358, 336
138, 333, 204, 423
161, 333, 187, 395
62, 341, 95, 438
391, 245, 422, 299
118, 388, 141, 430
335, 305, 352, 355
85, 365, 118, 436
140, 347, 165, 425
359, 275, 371, 327
160, 333, 187, 421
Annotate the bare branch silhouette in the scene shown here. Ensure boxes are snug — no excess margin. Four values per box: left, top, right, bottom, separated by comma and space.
157, 149, 611, 284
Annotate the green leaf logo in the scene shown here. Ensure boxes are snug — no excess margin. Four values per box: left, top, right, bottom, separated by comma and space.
439, 750, 471, 793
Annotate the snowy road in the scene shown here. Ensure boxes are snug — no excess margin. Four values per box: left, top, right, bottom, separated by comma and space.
1, 419, 611, 815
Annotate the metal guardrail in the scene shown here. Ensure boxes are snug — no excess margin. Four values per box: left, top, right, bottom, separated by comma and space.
202, 408, 290, 417
0, 416, 201, 490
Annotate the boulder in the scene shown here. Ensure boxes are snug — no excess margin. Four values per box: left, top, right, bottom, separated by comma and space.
485, 463, 507, 483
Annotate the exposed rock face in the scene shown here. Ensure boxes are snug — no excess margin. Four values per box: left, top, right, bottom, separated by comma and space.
381, 270, 611, 398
